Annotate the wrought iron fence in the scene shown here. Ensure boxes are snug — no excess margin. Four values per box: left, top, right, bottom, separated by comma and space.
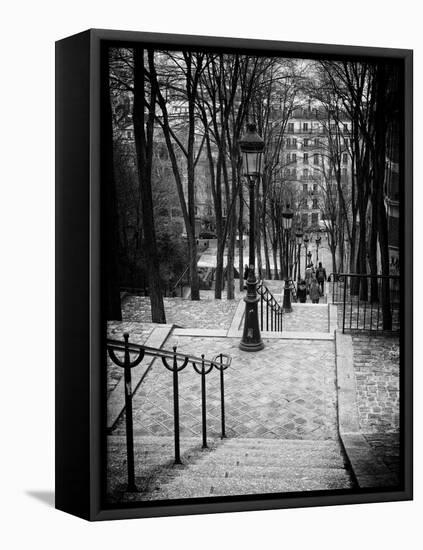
330, 273, 400, 333
107, 333, 231, 491
256, 282, 284, 331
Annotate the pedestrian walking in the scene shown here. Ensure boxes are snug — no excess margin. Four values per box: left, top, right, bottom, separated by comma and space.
297, 279, 307, 303
305, 263, 314, 291
309, 275, 321, 304
315, 261, 327, 295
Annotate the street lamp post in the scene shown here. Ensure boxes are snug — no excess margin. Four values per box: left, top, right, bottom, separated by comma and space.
296, 229, 303, 283
282, 205, 294, 313
239, 124, 264, 352
315, 233, 321, 264
303, 234, 309, 278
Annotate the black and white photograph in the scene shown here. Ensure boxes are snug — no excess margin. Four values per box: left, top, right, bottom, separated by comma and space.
102, 40, 408, 507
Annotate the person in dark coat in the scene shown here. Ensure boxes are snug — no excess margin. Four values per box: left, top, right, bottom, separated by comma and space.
315, 262, 327, 295
297, 280, 307, 303
309, 275, 321, 304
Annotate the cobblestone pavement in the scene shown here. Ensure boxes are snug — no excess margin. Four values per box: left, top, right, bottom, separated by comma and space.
107, 321, 155, 396
352, 334, 400, 433
122, 295, 238, 329
113, 336, 338, 441
281, 305, 328, 332
240, 303, 329, 333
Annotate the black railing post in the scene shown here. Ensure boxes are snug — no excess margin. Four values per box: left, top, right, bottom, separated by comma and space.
107, 332, 145, 492
172, 347, 182, 464
260, 293, 263, 331
123, 334, 137, 492
219, 353, 226, 439
200, 355, 207, 448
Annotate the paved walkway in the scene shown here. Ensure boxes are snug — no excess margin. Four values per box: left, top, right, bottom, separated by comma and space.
113, 336, 338, 441
352, 334, 400, 433
122, 295, 238, 329
107, 321, 155, 396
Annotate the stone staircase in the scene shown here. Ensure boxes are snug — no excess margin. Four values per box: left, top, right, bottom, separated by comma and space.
107, 435, 356, 503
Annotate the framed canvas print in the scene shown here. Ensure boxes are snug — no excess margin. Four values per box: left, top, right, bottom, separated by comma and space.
55, 29, 413, 521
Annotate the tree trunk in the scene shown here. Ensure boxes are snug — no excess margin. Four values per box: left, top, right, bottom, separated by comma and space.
369, 198, 379, 302
226, 207, 236, 300
214, 240, 225, 299
374, 63, 392, 329
133, 48, 166, 323
101, 47, 122, 320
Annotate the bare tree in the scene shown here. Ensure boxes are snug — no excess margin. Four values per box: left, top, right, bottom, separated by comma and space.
133, 47, 166, 322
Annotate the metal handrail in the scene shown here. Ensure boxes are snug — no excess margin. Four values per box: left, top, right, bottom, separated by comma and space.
329, 272, 400, 333
256, 281, 283, 332
107, 333, 231, 491
107, 339, 232, 370
257, 281, 283, 312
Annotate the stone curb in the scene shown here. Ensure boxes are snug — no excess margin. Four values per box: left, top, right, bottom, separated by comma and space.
227, 298, 245, 336
335, 331, 397, 488
173, 327, 334, 341
107, 324, 174, 431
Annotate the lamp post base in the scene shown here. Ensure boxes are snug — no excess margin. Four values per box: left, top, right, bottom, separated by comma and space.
239, 273, 264, 352
282, 280, 293, 313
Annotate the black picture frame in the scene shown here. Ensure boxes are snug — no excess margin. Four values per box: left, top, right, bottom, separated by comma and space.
55, 28, 413, 521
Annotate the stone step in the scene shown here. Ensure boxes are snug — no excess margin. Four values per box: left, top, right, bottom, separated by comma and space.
108, 435, 354, 501
108, 436, 346, 465
109, 435, 341, 448
141, 468, 353, 500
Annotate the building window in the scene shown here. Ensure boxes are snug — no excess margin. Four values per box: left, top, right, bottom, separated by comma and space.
343, 153, 348, 164
312, 213, 319, 225
303, 168, 309, 179
288, 122, 294, 132
286, 138, 291, 146
303, 138, 309, 147
286, 153, 291, 163
285, 168, 290, 177
313, 183, 318, 192
127, 130, 132, 139
301, 213, 309, 227
292, 153, 297, 163
291, 169, 297, 179
312, 198, 318, 209
303, 183, 308, 193
314, 138, 320, 146
292, 138, 297, 146
303, 153, 309, 163
313, 153, 319, 165
303, 122, 308, 131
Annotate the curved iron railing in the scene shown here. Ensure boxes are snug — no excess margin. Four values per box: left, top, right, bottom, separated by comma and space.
256, 281, 284, 332
107, 333, 231, 491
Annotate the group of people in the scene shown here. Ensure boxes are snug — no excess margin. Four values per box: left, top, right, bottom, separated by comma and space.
297, 262, 327, 304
